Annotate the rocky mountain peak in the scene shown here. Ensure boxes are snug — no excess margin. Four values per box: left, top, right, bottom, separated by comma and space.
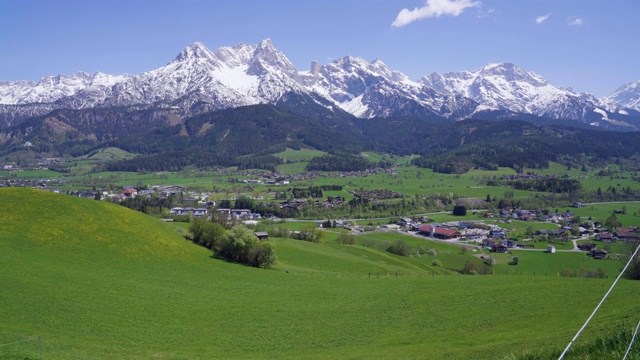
172, 42, 215, 63
608, 80, 640, 111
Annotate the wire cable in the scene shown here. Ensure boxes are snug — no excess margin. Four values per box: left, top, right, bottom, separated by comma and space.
558, 244, 640, 360
623, 319, 640, 360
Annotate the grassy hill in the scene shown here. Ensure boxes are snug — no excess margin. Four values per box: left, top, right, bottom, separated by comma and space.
2, 188, 640, 359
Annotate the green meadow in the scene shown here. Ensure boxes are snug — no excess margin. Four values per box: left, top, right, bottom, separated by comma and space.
2, 188, 640, 359
274, 148, 327, 162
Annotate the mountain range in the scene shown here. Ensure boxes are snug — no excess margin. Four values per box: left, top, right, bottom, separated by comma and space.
1, 38, 640, 130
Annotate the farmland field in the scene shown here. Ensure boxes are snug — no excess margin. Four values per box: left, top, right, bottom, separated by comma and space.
2, 188, 640, 359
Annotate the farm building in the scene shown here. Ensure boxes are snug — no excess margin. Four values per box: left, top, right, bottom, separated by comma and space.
547, 245, 556, 253
418, 225, 461, 239
491, 243, 508, 253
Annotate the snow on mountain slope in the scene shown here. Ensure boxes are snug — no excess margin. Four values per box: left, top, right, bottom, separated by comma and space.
608, 80, 640, 111
0, 40, 313, 126
420, 62, 633, 126
60, 39, 305, 110
0, 72, 129, 105
0, 39, 638, 130
300, 56, 477, 119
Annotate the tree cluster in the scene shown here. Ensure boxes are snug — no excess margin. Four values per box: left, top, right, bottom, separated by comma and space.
190, 220, 276, 268
215, 226, 277, 268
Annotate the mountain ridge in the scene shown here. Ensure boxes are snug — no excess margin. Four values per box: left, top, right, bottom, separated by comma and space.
0, 39, 638, 130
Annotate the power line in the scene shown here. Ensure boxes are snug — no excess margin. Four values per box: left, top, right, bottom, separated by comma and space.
558, 243, 640, 360
623, 319, 640, 360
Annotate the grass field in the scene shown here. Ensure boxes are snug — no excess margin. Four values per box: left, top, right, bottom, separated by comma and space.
2, 188, 640, 359
273, 148, 327, 162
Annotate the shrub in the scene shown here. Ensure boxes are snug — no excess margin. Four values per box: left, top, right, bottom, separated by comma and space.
432, 259, 442, 267
387, 240, 411, 256
462, 260, 493, 275
483, 255, 495, 266
297, 224, 324, 243
336, 232, 357, 245
427, 249, 437, 256
361, 239, 376, 248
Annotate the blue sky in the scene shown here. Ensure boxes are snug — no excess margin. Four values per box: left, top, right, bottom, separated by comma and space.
0, 0, 637, 97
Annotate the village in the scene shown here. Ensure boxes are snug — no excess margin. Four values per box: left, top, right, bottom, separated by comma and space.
3, 167, 639, 263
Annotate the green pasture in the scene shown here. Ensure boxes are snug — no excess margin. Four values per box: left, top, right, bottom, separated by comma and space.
273, 148, 327, 162
271, 237, 446, 275
308, 166, 540, 199
570, 202, 640, 226
84, 147, 134, 161
491, 250, 623, 278
360, 152, 415, 165
2, 188, 640, 359
0, 169, 64, 179
276, 161, 308, 174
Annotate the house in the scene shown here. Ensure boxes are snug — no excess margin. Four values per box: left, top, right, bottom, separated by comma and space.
578, 242, 596, 251
191, 208, 207, 217
123, 188, 137, 198
590, 249, 608, 259
397, 218, 413, 227
615, 228, 640, 242
596, 232, 614, 242
231, 208, 248, 216
482, 239, 497, 248
77, 191, 98, 199
254, 232, 269, 241
170, 207, 207, 217
501, 239, 517, 248
491, 243, 508, 253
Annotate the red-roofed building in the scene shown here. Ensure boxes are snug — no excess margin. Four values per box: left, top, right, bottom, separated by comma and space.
418, 225, 461, 239
123, 188, 138, 198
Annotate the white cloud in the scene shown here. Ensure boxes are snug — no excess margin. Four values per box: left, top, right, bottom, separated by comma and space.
535, 13, 551, 25
567, 16, 584, 26
392, 0, 481, 27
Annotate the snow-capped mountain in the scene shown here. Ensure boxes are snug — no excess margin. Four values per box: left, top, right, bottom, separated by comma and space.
420, 62, 635, 128
0, 39, 308, 126
300, 56, 477, 119
0, 39, 638, 130
57, 39, 306, 111
608, 80, 640, 111
0, 72, 129, 105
